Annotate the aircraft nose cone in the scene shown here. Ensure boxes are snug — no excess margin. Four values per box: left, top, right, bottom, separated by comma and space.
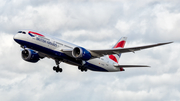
13, 34, 17, 40
13, 34, 19, 42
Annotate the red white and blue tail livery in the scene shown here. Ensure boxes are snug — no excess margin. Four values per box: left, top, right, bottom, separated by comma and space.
109, 37, 127, 63
13, 31, 173, 73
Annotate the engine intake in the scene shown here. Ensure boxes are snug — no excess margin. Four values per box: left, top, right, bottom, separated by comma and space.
72, 47, 91, 60
21, 49, 40, 63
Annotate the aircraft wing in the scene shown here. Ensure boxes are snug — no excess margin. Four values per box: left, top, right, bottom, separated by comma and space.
89, 41, 173, 57
61, 41, 173, 58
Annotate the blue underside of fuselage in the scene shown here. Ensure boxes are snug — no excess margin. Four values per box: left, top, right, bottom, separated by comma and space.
14, 39, 108, 72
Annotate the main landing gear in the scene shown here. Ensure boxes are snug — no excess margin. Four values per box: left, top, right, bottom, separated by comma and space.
78, 61, 88, 72
53, 60, 62, 73
78, 66, 87, 72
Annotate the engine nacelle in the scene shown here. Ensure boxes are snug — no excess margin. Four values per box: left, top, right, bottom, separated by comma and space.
72, 47, 91, 60
21, 49, 40, 63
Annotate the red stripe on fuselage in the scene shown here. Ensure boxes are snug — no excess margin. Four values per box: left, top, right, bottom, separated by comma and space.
29, 31, 44, 37
114, 40, 126, 48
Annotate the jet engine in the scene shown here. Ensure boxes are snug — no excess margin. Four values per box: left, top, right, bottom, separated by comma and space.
21, 49, 40, 63
72, 47, 91, 60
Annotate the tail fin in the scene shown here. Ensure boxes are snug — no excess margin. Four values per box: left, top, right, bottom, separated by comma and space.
109, 37, 127, 63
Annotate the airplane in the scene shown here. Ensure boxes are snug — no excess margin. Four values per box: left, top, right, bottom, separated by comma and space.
13, 31, 173, 73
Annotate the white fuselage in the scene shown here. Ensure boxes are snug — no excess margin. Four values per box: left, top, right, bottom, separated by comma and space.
14, 31, 120, 72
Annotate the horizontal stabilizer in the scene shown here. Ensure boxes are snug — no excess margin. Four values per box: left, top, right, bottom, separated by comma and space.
114, 64, 150, 68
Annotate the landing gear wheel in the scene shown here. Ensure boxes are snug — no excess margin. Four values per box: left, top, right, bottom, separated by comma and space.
54, 66, 63, 73
59, 68, 62, 72
56, 67, 59, 73
85, 68, 87, 72
78, 66, 81, 70
79, 66, 87, 72
53, 66, 57, 71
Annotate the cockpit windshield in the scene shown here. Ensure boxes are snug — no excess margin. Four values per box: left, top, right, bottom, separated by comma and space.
18, 31, 26, 34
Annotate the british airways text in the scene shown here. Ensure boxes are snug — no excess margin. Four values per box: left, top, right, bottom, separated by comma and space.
36, 37, 57, 47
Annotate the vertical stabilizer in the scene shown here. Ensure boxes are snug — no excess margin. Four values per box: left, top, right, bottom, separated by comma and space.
109, 37, 127, 63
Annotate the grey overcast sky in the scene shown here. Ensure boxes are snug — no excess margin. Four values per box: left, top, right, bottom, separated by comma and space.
0, 0, 180, 101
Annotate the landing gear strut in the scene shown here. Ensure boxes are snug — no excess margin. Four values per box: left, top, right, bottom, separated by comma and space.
53, 60, 62, 73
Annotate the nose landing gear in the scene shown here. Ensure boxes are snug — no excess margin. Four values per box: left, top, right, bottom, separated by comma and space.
53, 66, 62, 72
53, 60, 62, 73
